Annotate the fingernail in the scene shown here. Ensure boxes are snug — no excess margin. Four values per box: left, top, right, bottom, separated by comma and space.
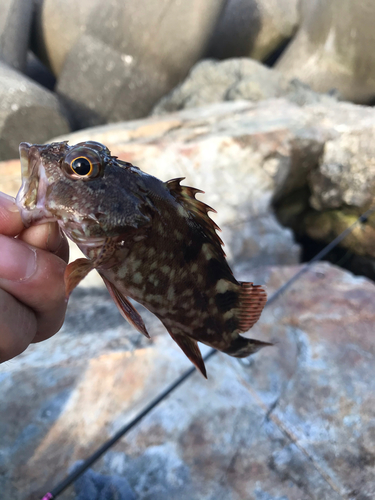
0, 235, 37, 281
0, 192, 20, 213
46, 223, 63, 253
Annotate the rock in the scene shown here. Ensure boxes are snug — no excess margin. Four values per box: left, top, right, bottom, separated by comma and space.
275, 0, 375, 104
297, 100, 375, 262
0, 62, 70, 161
2, 262, 375, 499
72, 461, 136, 500
207, 0, 300, 61
25, 52, 56, 91
152, 59, 337, 115
0, 0, 33, 71
33, 0, 227, 126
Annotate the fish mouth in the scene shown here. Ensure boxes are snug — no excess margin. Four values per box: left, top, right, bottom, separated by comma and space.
16, 142, 56, 227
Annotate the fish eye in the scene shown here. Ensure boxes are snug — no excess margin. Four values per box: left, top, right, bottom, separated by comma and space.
70, 156, 93, 176
62, 147, 103, 179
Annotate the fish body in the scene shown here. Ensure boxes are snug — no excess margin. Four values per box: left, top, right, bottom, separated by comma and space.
16, 141, 268, 377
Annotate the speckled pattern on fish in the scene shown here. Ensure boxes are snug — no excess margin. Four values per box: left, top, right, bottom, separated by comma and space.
16, 141, 269, 377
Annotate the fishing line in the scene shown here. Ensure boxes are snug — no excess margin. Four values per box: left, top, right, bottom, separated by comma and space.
41, 204, 375, 500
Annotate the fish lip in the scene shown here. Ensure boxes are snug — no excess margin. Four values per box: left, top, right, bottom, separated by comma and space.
16, 143, 56, 227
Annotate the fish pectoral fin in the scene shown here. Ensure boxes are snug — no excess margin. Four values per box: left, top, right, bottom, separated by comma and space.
223, 335, 272, 358
237, 282, 267, 332
168, 330, 207, 379
100, 275, 150, 339
64, 258, 94, 298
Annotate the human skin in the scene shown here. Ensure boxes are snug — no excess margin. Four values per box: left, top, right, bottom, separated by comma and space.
0, 191, 69, 363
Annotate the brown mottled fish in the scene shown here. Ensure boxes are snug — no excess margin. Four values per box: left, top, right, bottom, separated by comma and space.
16, 141, 269, 377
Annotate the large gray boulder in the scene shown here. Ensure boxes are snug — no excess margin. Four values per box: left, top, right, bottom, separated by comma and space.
153, 59, 337, 115
33, 0, 227, 127
0, 0, 33, 71
0, 62, 70, 160
1, 262, 375, 499
207, 0, 300, 61
276, 0, 375, 104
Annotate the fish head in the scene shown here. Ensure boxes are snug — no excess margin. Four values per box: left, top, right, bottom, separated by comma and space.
16, 141, 152, 247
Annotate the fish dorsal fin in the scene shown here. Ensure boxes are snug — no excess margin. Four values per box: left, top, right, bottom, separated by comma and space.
64, 258, 94, 298
166, 178, 224, 257
100, 274, 150, 338
167, 329, 207, 378
237, 282, 267, 332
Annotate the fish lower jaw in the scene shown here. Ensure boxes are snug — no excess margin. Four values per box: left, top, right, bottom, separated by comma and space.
16, 153, 54, 227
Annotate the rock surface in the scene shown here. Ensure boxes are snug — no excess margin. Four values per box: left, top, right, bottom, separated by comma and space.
0, 62, 70, 161
153, 59, 337, 115
0, 0, 33, 71
276, 0, 375, 104
1, 263, 375, 499
33, 0, 226, 126
207, 0, 300, 61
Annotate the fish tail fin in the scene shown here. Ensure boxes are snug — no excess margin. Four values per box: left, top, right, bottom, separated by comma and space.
223, 335, 272, 358
237, 281, 267, 332
168, 329, 207, 378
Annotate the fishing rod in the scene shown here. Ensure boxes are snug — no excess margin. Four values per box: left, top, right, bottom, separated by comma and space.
41, 204, 375, 500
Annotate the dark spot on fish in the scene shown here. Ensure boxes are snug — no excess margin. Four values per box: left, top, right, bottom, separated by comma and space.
215, 290, 238, 313
204, 317, 218, 332
206, 258, 235, 287
224, 317, 238, 333
182, 240, 202, 263
206, 259, 224, 287
193, 289, 209, 310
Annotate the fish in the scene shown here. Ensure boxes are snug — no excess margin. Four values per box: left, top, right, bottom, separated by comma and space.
16, 140, 269, 377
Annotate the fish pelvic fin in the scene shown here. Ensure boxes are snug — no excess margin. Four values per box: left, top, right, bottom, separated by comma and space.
100, 274, 150, 338
64, 258, 94, 299
168, 329, 207, 379
238, 282, 267, 332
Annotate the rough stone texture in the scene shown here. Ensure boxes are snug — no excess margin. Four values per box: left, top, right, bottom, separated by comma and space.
275, 0, 375, 104
33, 0, 226, 126
1, 263, 375, 499
0, 0, 33, 71
207, 0, 300, 61
153, 59, 337, 116
295, 101, 375, 262
0, 62, 70, 161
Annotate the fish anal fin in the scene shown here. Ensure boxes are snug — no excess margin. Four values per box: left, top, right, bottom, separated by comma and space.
168, 330, 207, 379
238, 282, 267, 332
100, 274, 150, 338
223, 335, 272, 358
64, 258, 94, 298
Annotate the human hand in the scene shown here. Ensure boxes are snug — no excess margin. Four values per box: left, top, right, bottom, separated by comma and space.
0, 191, 69, 363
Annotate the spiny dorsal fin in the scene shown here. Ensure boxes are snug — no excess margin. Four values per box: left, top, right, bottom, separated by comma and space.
166, 177, 224, 257
238, 282, 267, 332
